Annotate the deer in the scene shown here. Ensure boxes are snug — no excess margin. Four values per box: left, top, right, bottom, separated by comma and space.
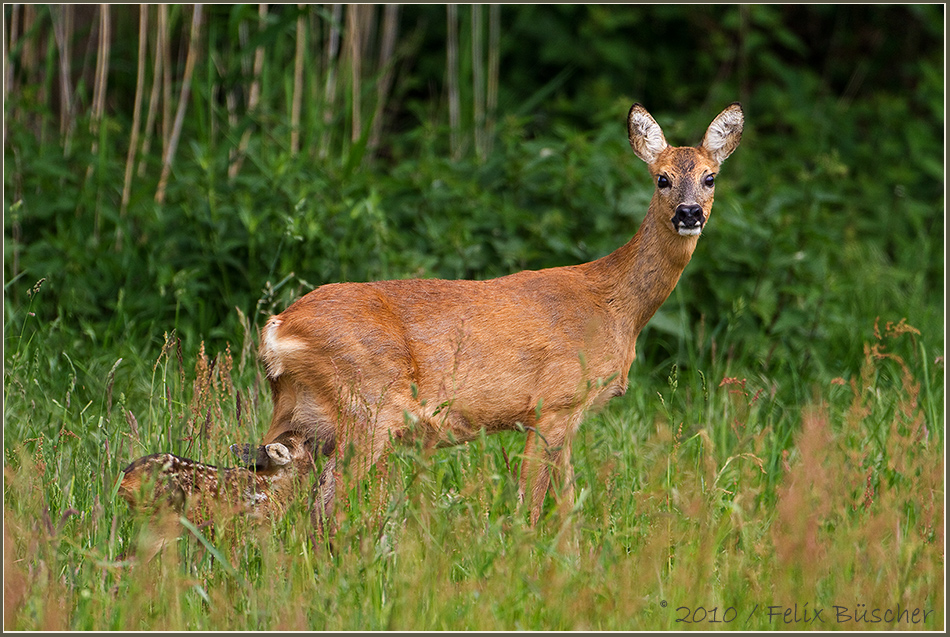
232, 102, 744, 533
118, 442, 304, 536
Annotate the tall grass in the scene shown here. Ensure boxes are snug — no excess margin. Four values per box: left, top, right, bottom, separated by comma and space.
3, 288, 943, 629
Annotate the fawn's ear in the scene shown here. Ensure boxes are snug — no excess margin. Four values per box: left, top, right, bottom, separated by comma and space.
264, 442, 292, 466
230, 442, 258, 466
231, 442, 284, 468
701, 103, 744, 165
627, 103, 668, 164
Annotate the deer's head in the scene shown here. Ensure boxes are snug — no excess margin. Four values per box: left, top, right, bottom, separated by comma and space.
628, 103, 743, 237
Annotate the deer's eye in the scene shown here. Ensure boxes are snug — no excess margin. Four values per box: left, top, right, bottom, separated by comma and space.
657, 175, 671, 189
703, 174, 716, 187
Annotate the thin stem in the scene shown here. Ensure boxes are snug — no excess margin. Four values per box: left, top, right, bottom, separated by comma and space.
20, 5, 37, 92
139, 5, 163, 177
86, 4, 111, 239
156, 4, 203, 205
471, 4, 484, 160
347, 4, 363, 143
320, 4, 342, 158
118, 5, 148, 250
486, 4, 500, 156
50, 4, 74, 151
291, 5, 306, 155
447, 5, 460, 160
5, 4, 19, 108
161, 4, 172, 161
229, 3, 267, 179
368, 4, 399, 156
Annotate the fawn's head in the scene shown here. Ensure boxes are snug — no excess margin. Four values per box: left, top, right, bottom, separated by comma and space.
231, 436, 319, 473
628, 103, 743, 237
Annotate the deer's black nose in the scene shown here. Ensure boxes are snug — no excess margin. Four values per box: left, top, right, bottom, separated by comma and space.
672, 204, 704, 233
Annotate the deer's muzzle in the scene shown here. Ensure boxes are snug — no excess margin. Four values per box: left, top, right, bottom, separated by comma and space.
672, 204, 705, 236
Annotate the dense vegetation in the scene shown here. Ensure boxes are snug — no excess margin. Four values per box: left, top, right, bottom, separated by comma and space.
4, 4, 944, 630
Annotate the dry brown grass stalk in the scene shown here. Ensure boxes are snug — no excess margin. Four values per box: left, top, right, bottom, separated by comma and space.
446, 5, 460, 159
368, 4, 399, 156
118, 5, 148, 250
155, 4, 203, 205
291, 5, 306, 155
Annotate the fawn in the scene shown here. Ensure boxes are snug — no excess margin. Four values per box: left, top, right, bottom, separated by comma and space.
118, 442, 303, 530
233, 102, 744, 531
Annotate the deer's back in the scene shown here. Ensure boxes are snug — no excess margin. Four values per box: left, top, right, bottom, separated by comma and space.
261, 266, 631, 444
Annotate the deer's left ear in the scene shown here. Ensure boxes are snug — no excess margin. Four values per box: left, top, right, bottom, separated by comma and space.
701, 103, 743, 165
265, 443, 292, 466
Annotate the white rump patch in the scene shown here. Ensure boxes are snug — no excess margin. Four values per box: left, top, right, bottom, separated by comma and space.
259, 318, 306, 380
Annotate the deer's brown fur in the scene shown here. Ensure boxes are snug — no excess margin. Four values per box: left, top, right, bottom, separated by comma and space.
238, 103, 744, 530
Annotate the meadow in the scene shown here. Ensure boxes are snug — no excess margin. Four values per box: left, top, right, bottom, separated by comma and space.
3, 5, 944, 630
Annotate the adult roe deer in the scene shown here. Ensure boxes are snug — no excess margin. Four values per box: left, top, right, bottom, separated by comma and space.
236, 102, 744, 530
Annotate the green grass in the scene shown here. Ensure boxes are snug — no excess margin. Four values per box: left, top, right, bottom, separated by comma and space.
3, 293, 943, 630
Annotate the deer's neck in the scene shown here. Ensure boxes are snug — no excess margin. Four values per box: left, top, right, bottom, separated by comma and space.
591, 202, 698, 340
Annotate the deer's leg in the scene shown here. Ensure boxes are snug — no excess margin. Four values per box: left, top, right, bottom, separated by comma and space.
520, 414, 577, 525
519, 409, 583, 525
552, 433, 576, 519
519, 429, 544, 524
310, 454, 336, 534
313, 404, 406, 534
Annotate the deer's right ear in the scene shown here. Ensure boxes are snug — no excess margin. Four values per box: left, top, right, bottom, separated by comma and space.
627, 103, 668, 164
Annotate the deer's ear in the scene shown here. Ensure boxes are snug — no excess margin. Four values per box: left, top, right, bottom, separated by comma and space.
230, 442, 259, 466
264, 443, 292, 466
627, 103, 668, 164
701, 103, 743, 165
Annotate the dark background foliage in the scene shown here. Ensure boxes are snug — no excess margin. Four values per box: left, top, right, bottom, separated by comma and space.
4, 4, 944, 391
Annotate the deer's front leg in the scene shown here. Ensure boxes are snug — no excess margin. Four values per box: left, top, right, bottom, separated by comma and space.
311, 455, 336, 535
519, 415, 575, 525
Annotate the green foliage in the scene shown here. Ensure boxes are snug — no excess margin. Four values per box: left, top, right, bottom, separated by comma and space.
3, 310, 942, 630
5, 5, 942, 371
3, 4, 944, 631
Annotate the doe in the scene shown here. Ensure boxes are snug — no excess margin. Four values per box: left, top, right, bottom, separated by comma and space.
236, 102, 744, 530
